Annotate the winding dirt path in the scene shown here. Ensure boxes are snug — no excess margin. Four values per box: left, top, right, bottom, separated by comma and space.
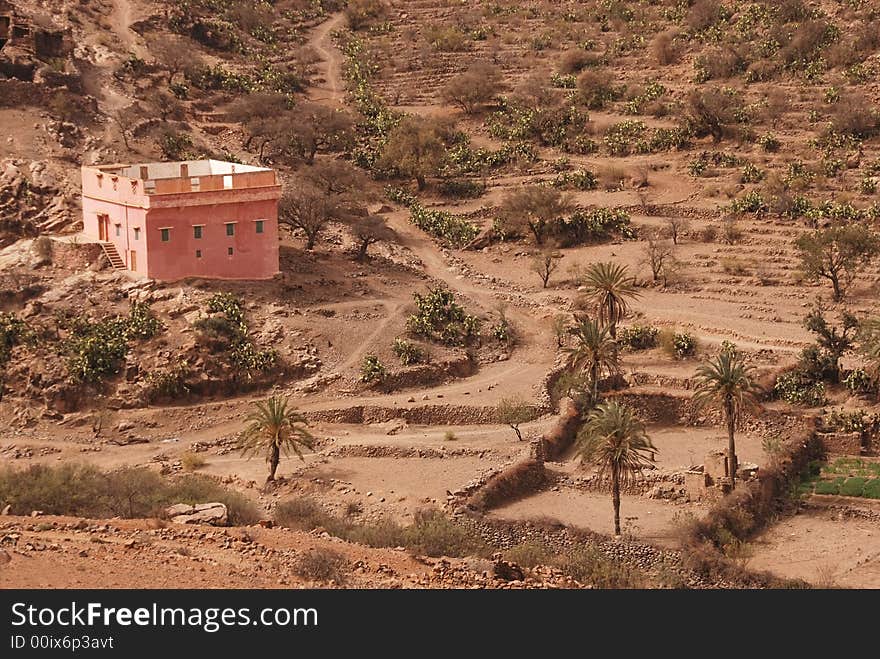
307, 13, 347, 105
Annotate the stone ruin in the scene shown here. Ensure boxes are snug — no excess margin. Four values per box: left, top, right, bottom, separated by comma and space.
684, 449, 759, 502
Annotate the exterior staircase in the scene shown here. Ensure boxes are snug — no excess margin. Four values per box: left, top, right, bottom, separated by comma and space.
99, 242, 126, 270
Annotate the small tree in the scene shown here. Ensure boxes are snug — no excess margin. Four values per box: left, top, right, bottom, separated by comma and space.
642, 234, 676, 287
803, 307, 858, 383
238, 396, 314, 482
497, 185, 573, 246
349, 213, 395, 261
278, 186, 334, 250
665, 217, 690, 245
693, 351, 760, 489
442, 62, 502, 114
565, 316, 619, 404
576, 401, 657, 536
497, 397, 532, 441
530, 250, 563, 288
288, 103, 355, 164
684, 87, 743, 143
380, 117, 447, 190
150, 34, 197, 85
795, 223, 880, 300
579, 262, 640, 339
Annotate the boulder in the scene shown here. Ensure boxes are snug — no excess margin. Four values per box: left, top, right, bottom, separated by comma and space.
165, 502, 228, 526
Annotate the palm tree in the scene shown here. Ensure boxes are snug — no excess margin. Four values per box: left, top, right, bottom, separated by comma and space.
693, 350, 760, 489
564, 316, 619, 405
576, 401, 657, 536
580, 262, 640, 339
238, 396, 315, 482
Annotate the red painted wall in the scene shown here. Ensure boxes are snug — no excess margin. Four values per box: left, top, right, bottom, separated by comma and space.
145, 198, 280, 281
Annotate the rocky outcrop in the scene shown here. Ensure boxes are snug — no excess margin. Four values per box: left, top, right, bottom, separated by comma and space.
164, 503, 228, 526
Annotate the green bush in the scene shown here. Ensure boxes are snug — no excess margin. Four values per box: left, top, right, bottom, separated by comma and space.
555, 208, 635, 246
774, 371, 826, 406
360, 354, 387, 383
618, 325, 659, 351
406, 287, 480, 346
0, 312, 30, 365
392, 338, 425, 366
660, 330, 697, 359
61, 303, 164, 383
387, 188, 479, 247
195, 293, 275, 378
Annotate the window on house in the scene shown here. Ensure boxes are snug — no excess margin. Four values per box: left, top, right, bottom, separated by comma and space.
196, 249, 202, 258
255, 220, 264, 234
160, 228, 170, 242
228, 247, 234, 256
225, 223, 235, 236
193, 225, 203, 239
133, 228, 140, 240
223, 175, 233, 189
115, 224, 121, 237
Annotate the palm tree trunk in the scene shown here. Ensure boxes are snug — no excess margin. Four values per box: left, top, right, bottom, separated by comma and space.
726, 397, 737, 489
268, 442, 280, 481
612, 465, 621, 536
591, 361, 599, 405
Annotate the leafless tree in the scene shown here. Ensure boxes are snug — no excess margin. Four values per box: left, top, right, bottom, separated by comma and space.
530, 250, 564, 288
665, 217, 690, 245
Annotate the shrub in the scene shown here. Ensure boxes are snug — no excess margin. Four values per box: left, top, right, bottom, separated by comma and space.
275, 497, 332, 531
618, 325, 659, 351
652, 30, 681, 65
555, 547, 644, 588
757, 133, 781, 152
181, 451, 206, 472
359, 354, 387, 383
555, 207, 635, 246
577, 69, 618, 110
438, 179, 485, 198
293, 548, 349, 584
61, 303, 163, 383
0, 464, 258, 523
392, 338, 425, 366
773, 371, 826, 406
660, 330, 697, 359
843, 368, 875, 396
406, 287, 479, 346
387, 188, 479, 247
404, 508, 486, 558
0, 312, 30, 365
503, 541, 552, 568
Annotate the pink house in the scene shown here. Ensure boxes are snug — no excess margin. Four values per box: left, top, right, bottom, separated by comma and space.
80, 159, 282, 280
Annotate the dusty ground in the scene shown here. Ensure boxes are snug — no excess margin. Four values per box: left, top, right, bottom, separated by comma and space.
3, 0, 880, 588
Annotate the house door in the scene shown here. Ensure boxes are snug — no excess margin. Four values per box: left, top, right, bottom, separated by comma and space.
98, 214, 109, 241
129, 250, 137, 271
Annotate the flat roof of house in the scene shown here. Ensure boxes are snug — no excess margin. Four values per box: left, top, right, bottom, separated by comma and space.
94, 159, 272, 182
